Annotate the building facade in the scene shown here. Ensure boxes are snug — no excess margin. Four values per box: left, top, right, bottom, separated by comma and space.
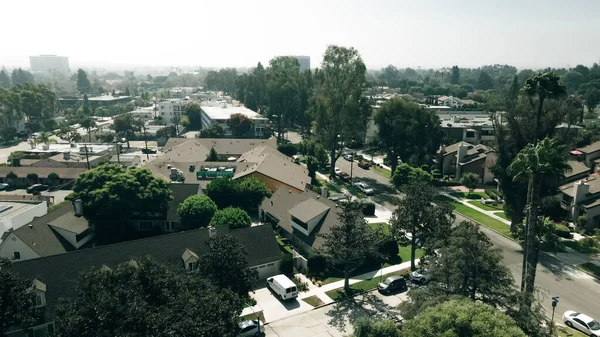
29, 55, 70, 77
293, 56, 310, 72
200, 104, 269, 137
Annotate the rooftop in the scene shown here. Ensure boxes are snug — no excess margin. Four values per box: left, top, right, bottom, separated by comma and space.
25, 143, 114, 154
577, 141, 600, 154
201, 105, 268, 121
560, 175, 600, 197
0, 167, 86, 179
288, 198, 331, 224
0, 202, 44, 220
565, 160, 591, 179
58, 95, 132, 102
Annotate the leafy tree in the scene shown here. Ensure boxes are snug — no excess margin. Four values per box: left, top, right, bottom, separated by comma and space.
320, 198, 378, 293
476, 71, 495, 90
156, 125, 177, 139
57, 127, 82, 144
460, 172, 479, 196
585, 88, 600, 112
198, 123, 225, 138
353, 317, 401, 337
390, 181, 453, 270
228, 113, 254, 138
6, 171, 17, 180
508, 138, 568, 307
392, 164, 433, 190
0, 258, 36, 336
26, 173, 38, 184
111, 113, 141, 148
184, 103, 202, 130
450, 65, 460, 85
73, 165, 172, 244
198, 234, 258, 296
11, 69, 33, 85
180, 116, 190, 128
402, 299, 526, 337
562, 71, 584, 93
206, 146, 219, 161
177, 195, 217, 229
237, 177, 272, 209
374, 98, 442, 173
523, 72, 567, 141
99, 132, 115, 143
266, 56, 300, 144
35, 131, 54, 145
53, 257, 244, 337
80, 118, 97, 143
311, 45, 371, 178
209, 207, 251, 229
205, 178, 239, 209
0, 69, 11, 88
47, 172, 60, 186
76, 69, 91, 94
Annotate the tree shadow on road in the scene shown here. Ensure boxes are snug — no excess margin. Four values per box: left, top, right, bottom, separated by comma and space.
357, 177, 399, 207
325, 291, 402, 332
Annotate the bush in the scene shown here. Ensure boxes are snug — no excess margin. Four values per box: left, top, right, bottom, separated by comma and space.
555, 224, 572, 239
308, 254, 328, 275
485, 189, 498, 199
277, 143, 298, 157
378, 237, 399, 261
420, 164, 430, 173
292, 276, 309, 292
362, 202, 376, 216
209, 207, 251, 229
280, 253, 293, 276
579, 237, 600, 253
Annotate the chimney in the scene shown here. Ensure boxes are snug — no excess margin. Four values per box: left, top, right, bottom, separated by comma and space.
74, 199, 83, 216
63, 152, 71, 160
573, 180, 590, 204
208, 226, 217, 239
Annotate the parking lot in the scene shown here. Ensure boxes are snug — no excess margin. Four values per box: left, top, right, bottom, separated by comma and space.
0, 189, 73, 205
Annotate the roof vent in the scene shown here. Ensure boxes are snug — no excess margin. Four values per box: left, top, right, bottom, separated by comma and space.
29, 224, 33, 229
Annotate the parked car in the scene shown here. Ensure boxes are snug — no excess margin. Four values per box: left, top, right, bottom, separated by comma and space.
27, 184, 48, 194
357, 161, 370, 169
0, 183, 9, 191
334, 167, 342, 175
353, 181, 374, 195
409, 269, 428, 284
142, 148, 157, 154
237, 319, 264, 337
378, 275, 407, 294
563, 311, 600, 336
343, 154, 353, 161
338, 172, 351, 182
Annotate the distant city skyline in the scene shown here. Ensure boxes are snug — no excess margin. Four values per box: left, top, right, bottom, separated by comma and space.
2, 0, 600, 71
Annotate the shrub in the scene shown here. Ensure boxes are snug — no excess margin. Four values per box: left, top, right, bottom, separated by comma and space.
578, 237, 600, 253
209, 207, 251, 229
277, 143, 298, 157
362, 202, 376, 216
378, 237, 399, 260
420, 164, 430, 173
485, 189, 498, 199
280, 253, 293, 276
308, 254, 328, 275
292, 276, 309, 292
555, 224, 572, 239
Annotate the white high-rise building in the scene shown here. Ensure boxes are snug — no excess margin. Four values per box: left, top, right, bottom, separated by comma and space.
293, 56, 310, 72
29, 55, 70, 77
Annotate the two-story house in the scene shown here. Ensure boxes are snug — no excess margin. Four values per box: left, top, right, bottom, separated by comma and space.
437, 141, 497, 183
560, 175, 600, 226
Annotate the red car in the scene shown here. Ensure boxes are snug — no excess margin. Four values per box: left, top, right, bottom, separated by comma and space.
337, 172, 351, 182
358, 161, 370, 169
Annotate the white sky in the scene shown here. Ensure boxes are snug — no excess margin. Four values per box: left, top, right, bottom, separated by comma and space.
2, 0, 600, 70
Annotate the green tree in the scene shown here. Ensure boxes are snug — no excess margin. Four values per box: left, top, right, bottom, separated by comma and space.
353, 317, 401, 337
311, 45, 371, 178
460, 172, 479, 196
184, 103, 202, 130
237, 177, 272, 209
0, 69, 11, 88
11, 69, 33, 85
156, 125, 177, 139
392, 164, 433, 190
177, 195, 217, 229
374, 98, 442, 173
523, 72, 567, 141
206, 147, 219, 161
585, 88, 600, 113
320, 198, 378, 293
198, 123, 225, 138
476, 71, 495, 90
80, 118, 97, 143
228, 113, 254, 138
205, 178, 239, 209
266, 56, 300, 144
76, 69, 91, 94
47, 172, 60, 186
26, 173, 38, 184
198, 234, 258, 297
390, 181, 454, 270
450, 65, 460, 85
402, 299, 526, 337
0, 258, 36, 336
562, 71, 584, 93
508, 138, 569, 307
35, 131, 54, 145
57, 127, 81, 144
111, 113, 141, 148
53, 257, 244, 337
73, 165, 172, 244
209, 207, 251, 229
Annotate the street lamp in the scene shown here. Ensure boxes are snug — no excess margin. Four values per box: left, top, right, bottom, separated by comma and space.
550, 296, 559, 336
113, 139, 121, 165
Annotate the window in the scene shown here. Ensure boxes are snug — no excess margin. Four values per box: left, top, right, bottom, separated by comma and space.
30, 323, 54, 337
139, 221, 153, 230
267, 263, 274, 266
164, 222, 174, 231
188, 261, 198, 270
13, 251, 20, 260
35, 293, 46, 308
466, 130, 476, 138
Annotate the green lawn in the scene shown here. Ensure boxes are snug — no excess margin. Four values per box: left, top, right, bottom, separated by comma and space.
578, 262, 600, 277
239, 310, 265, 323
494, 212, 511, 221
316, 177, 342, 195
436, 196, 513, 237
301, 295, 325, 307
450, 191, 489, 199
372, 165, 392, 179
468, 200, 504, 211
325, 269, 409, 301
557, 325, 590, 337
368, 222, 424, 263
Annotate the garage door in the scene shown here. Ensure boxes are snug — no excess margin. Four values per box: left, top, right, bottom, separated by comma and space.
254, 261, 280, 279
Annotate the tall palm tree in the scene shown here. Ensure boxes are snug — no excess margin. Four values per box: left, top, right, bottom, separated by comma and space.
36, 131, 55, 145
81, 118, 97, 143
508, 138, 569, 308
523, 72, 567, 142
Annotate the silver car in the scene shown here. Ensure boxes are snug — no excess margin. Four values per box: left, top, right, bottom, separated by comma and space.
238, 319, 264, 337
353, 181, 374, 195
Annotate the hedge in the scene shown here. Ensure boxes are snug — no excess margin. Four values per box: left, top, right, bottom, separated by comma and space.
362, 202, 376, 216
555, 224, 572, 239
378, 238, 399, 260
277, 143, 298, 157
280, 253, 293, 276
307, 254, 328, 275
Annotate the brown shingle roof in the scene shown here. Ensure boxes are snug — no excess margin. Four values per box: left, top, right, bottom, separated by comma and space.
577, 141, 600, 154
0, 167, 86, 179
565, 160, 591, 179
289, 198, 331, 224
560, 175, 600, 197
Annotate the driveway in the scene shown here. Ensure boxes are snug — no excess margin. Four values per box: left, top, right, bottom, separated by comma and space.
249, 287, 314, 323
0, 141, 33, 164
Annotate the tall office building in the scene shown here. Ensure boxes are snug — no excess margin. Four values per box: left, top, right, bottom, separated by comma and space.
29, 55, 70, 77
293, 56, 310, 72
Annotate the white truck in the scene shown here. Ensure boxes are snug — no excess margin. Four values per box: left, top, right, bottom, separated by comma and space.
267, 274, 298, 301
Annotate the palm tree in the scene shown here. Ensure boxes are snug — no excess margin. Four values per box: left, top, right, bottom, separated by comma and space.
508, 138, 569, 308
523, 72, 567, 142
81, 118, 97, 143
36, 131, 55, 145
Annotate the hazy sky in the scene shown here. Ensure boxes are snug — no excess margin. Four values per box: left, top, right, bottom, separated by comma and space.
2, 0, 600, 70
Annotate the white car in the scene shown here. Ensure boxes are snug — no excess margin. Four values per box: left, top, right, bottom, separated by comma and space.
334, 167, 341, 175
353, 181, 374, 195
343, 154, 353, 161
563, 311, 600, 336
237, 319, 264, 336
409, 269, 428, 284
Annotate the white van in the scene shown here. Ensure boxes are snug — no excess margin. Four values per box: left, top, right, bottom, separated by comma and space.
267, 274, 298, 301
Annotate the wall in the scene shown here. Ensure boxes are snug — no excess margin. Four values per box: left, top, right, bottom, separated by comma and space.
249, 172, 303, 194
0, 233, 40, 261
252, 260, 281, 279
461, 159, 485, 182
50, 226, 94, 249
0, 202, 47, 233
483, 152, 497, 184
441, 154, 456, 176
585, 151, 600, 168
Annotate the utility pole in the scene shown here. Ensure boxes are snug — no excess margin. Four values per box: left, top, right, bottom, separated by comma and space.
84, 144, 91, 170
114, 140, 121, 165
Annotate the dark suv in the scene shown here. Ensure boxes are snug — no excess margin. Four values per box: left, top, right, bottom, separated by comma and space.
377, 275, 407, 294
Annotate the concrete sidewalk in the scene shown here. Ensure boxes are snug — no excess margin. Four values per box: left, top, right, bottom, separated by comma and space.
440, 191, 511, 225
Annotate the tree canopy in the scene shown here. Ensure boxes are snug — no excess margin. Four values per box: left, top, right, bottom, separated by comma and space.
0, 258, 36, 336
228, 113, 254, 138
177, 195, 217, 229
209, 207, 252, 229
76, 69, 91, 94
205, 177, 271, 210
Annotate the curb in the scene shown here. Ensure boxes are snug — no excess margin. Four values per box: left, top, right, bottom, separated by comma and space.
574, 264, 600, 280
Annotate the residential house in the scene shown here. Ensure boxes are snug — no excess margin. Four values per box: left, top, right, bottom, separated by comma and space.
5, 225, 280, 337
560, 175, 600, 227
23, 152, 108, 169
437, 141, 496, 183
562, 160, 592, 185
109, 154, 141, 167
439, 114, 496, 145
574, 141, 600, 169
0, 200, 94, 262
437, 96, 476, 109
0, 167, 86, 188
260, 186, 338, 256
0, 201, 47, 234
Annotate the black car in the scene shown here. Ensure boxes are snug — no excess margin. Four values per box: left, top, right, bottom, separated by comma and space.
26, 184, 49, 194
377, 275, 407, 294
142, 148, 157, 154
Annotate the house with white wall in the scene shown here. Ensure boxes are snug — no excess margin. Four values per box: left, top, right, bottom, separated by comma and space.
0, 201, 47, 235
560, 176, 600, 227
